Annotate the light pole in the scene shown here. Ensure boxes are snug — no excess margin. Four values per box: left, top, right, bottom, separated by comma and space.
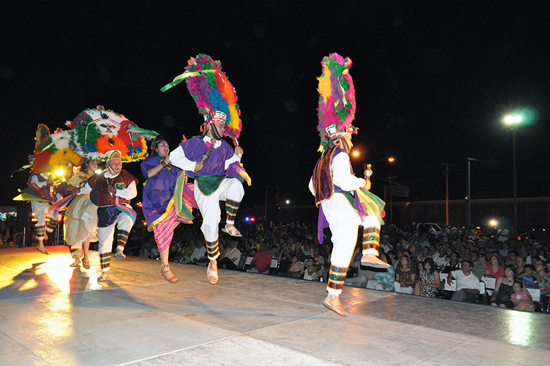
504, 114, 522, 231
365, 157, 395, 223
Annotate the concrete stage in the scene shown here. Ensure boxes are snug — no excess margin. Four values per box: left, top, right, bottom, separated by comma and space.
0, 246, 549, 366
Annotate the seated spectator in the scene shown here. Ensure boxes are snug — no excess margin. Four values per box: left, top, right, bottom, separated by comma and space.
515, 255, 526, 278
505, 251, 518, 268
440, 252, 461, 273
499, 243, 510, 258
522, 265, 537, 289
218, 239, 241, 270
345, 247, 370, 288
447, 260, 482, 303
470, 250, 486, 280
246, 243, 272, 274
186, 240, 208, 265
303, 257, 318, 281
417, 246, 431, 262
379, 235, 392, 253
511, 280, 534, 312
414, 258, 441, 297
387, 250, 399, 267
534, 261, 550, 313
366, 252, 395, 291
485, 254, 504, 279
491, 265, 515, 308
280, 254, 304, 278
394, 256, 417, 294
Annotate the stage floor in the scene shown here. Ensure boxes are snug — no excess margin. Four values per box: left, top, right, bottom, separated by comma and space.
0, 246, 549, 366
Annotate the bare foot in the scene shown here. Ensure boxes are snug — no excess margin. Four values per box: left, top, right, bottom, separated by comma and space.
82, 257, 90, 270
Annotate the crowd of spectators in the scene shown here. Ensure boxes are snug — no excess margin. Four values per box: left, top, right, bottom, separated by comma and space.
4, 213, 550, 313
164, 220, 550, 313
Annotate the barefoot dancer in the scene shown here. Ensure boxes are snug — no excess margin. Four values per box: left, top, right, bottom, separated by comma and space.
309, 54, 388, 317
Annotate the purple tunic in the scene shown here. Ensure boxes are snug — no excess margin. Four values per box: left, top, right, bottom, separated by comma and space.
141, 156, 182, 228
179, 136, 235, 177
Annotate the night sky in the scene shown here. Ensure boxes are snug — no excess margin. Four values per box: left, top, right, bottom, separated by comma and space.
2, 1, 549, 212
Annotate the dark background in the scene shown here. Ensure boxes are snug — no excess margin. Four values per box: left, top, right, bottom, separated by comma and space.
1, 1, 549, 213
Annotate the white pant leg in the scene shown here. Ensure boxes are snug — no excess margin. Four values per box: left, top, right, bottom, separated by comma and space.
98, 223, 116, 254
217, 178, 245, 202
115, 210, 135, 233
194, 178, 244, 242
31, 201, 49, 227
322, 194, 361, 295
322, 194, 361, 268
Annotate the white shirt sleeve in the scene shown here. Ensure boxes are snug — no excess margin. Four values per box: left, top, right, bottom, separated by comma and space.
30, 174, 47, 188
224, 153, 241, 170
170, 146, 197, 171
79, 182, 92, 195
116, 180, 137, 200
308, 178, 315, 195
332, 152, 365, 192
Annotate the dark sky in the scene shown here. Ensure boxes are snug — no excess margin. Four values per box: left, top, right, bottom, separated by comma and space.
1, 1, 549, 210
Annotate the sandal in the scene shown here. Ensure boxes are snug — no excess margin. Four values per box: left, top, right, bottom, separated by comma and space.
160, 264, 178, 283
114, 251, 126, 260
323, 296, 347, 317
207, 260, 218, 285
36, 245, 49, 255
70, 258, 81, 267
82, 258, 90, 270
97, 272, 110, 282
221, 224, 242, 238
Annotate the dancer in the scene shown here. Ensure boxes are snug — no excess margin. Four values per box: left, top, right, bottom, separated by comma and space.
88, 150, 138, 282
64, 159, 99, 269
141, 137, 182, 283
14, 125, 82, 254
309, 53, 388, 317
164, 54, 250, 285
28, 172, 55, 254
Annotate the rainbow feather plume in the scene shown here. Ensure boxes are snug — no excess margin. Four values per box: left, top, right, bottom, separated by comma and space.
161, 54, 242, 140
317, 53, 357, 154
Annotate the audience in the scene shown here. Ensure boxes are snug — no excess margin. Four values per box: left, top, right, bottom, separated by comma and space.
6, 212, 549, 314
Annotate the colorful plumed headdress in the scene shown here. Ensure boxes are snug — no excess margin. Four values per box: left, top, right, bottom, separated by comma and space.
67, 105, 158, 162
22, 124, 83, 176
160, 54, 242, 141
316, 53, 357, 155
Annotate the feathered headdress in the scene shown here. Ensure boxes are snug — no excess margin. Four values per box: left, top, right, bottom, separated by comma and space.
161, 54, 242, 141
317, 53, 357, 155
20, 124, 82, 175
66, 105, 158, 162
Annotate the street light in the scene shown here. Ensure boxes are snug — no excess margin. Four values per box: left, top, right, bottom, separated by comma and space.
504, 114, 522, 231
365, 157, 396, 223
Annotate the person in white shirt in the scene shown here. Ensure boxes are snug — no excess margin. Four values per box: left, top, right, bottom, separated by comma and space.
447, 260, 482, 303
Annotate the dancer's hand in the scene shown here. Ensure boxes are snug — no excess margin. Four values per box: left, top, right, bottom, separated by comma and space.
195, 162, 204, 172
108, 185, 116, 194
235, 146, 243, 158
